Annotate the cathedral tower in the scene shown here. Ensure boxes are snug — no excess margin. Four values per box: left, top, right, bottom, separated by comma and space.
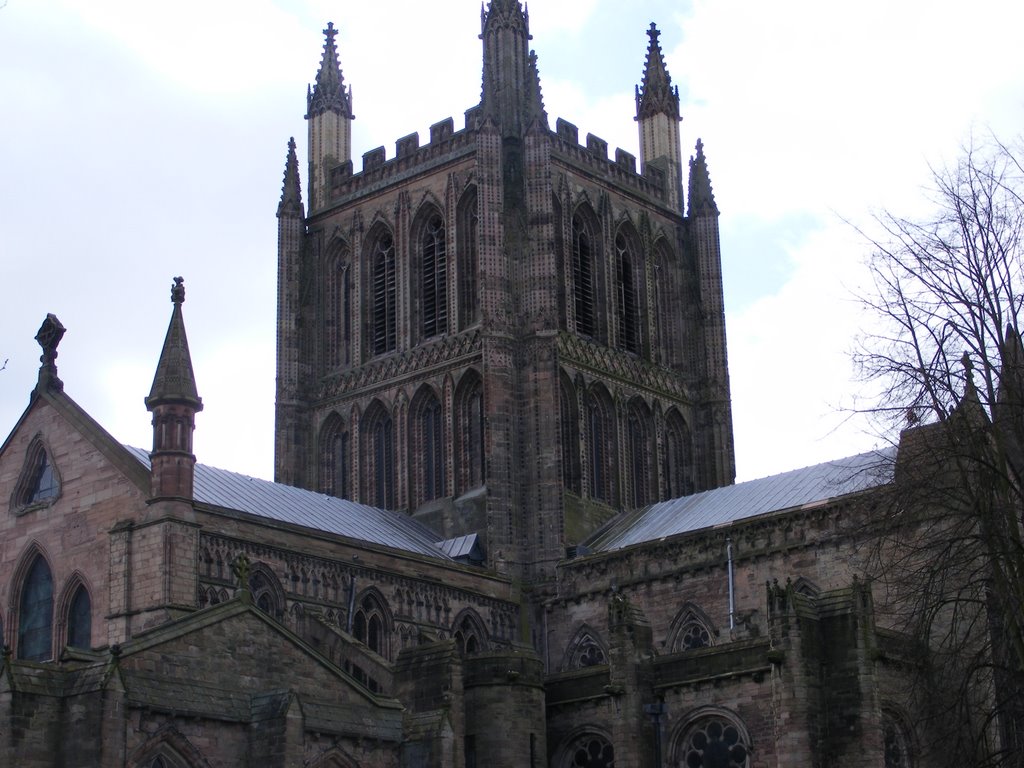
274, 3, 735, 589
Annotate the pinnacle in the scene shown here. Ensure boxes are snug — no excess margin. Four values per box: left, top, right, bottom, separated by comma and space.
146, 277, 203, 412
307, 22, 353, 119
278, 137, 303, 217
525, 50, 548, 128
635, 22, 680, 121
688, 139, 718, 216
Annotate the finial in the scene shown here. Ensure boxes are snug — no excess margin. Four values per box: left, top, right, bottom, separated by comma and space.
171, 276, 185, 305
35, 313, 66, 368
962, 351, 974, 378
35, 313, 66, 390
231, 553, 252, 591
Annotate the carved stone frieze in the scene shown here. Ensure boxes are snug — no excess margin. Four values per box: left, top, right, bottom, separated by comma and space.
556, 331, 694, 403
318, 328, 483, 401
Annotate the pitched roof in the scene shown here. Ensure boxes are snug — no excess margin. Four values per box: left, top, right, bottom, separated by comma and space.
124, 447, 451, 561
585, 449, 894, 552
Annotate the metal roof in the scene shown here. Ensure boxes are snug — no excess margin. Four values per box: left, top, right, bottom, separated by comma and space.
585, 449, 895, 553
125, 447, 450, 561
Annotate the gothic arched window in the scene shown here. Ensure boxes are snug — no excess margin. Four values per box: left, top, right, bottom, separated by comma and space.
452, 610, 488, 656
626, 399, 653, 509
352, 592, 389, 659
572, 213, 596, 338
560, 734, 614, 768
362, 403, 395, 509
455, 371, 485, 494
677, 716, 750, 768
663, 409, 694, 498
18, 554, 53, 661
457, 188, 479, 329
563, 626, 608, 671
66, 584, 91, 649
370, 231, 397, 356
14, 439, 60, 511
668, 604, 716, 653
883, 710, 914, 768
560, 374, 581, 494
319, 413, 351, 499
615, 232, 640, 354
412, 387, 445, 506
421, 214, 448, 339
586, 387, 615, 504
324, 243, 351, 369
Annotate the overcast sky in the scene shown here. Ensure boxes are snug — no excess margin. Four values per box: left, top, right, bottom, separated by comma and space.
2, 0, 1022, 483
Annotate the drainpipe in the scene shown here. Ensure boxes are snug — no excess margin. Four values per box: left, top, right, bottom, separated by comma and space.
727, 537, 735, 630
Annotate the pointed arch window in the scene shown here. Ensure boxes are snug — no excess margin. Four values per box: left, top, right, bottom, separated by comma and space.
677, 717, 750, 768
18, 555, 53, 661
560, 376, 581, 494
352, 593, 389, 659
66, 584, 91, 649
663, 410, 694, 498
561, 734, 614, 768
421, 214, 448, 339
320, 414, 351, 499
13, 439, 61, 512
371, 232, 397, 355
362, 404, 395, 509
413, 389, 445, 505
456, 373, 485, 493
587, 390, 615, 504
324, 245, 351, 369
458, 188, 479, 329
627, 402, 652, 509
615, 233, 639, 354
572, 215, 595, 338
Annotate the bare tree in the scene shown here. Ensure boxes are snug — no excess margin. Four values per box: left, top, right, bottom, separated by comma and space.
854, 134, 1024, 767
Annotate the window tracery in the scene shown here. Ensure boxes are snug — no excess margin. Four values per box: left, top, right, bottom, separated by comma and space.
663, 410, 693, 498
370, 231, 397, 356
412, 387, 445, 505
455, 371, 485, 493
421, 213, 448, 339
626, 399, 653, 509
362, 402, 395, 509
457, 188, 479, 329
562, 734, 614, 768
319, 413, 351, 499
615, 232, 640, 354
883, 710, 913, 768
586, 387, 615, 504
679, 717, 749, 768
352, 592, 389, 659
559, 374, 581, 494
572, 212, 596, 338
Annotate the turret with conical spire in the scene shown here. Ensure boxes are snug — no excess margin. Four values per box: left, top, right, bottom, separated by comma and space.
480, 0, 541, 137
635, 23, 683, 211
146, 277, 203, 501
306, 22, 353, 211
276, 138, 307, 487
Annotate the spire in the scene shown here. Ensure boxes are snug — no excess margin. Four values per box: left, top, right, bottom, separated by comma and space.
306, 22, 353, 119
687, 139, 718, 216
146, 277, 202, 412
635, 23, 680, 121
997, 324, 1024, 406
277, 137, 303, 217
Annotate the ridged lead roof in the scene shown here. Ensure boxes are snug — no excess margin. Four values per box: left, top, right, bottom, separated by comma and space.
125, 447, 450, 561
585, 449, 894, 553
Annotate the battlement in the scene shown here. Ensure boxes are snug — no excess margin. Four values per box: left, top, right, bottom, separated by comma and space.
551, 118, 668, 206
325, 110, 481, 208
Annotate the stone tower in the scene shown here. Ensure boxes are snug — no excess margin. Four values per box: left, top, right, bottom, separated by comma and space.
274, 2, 735, 591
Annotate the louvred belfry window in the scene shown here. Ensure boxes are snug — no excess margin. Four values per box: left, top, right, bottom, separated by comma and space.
616, 233, 639, 354
372, 233, 396, 355
572, 216, 595, 337
422, 215, 447, 338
